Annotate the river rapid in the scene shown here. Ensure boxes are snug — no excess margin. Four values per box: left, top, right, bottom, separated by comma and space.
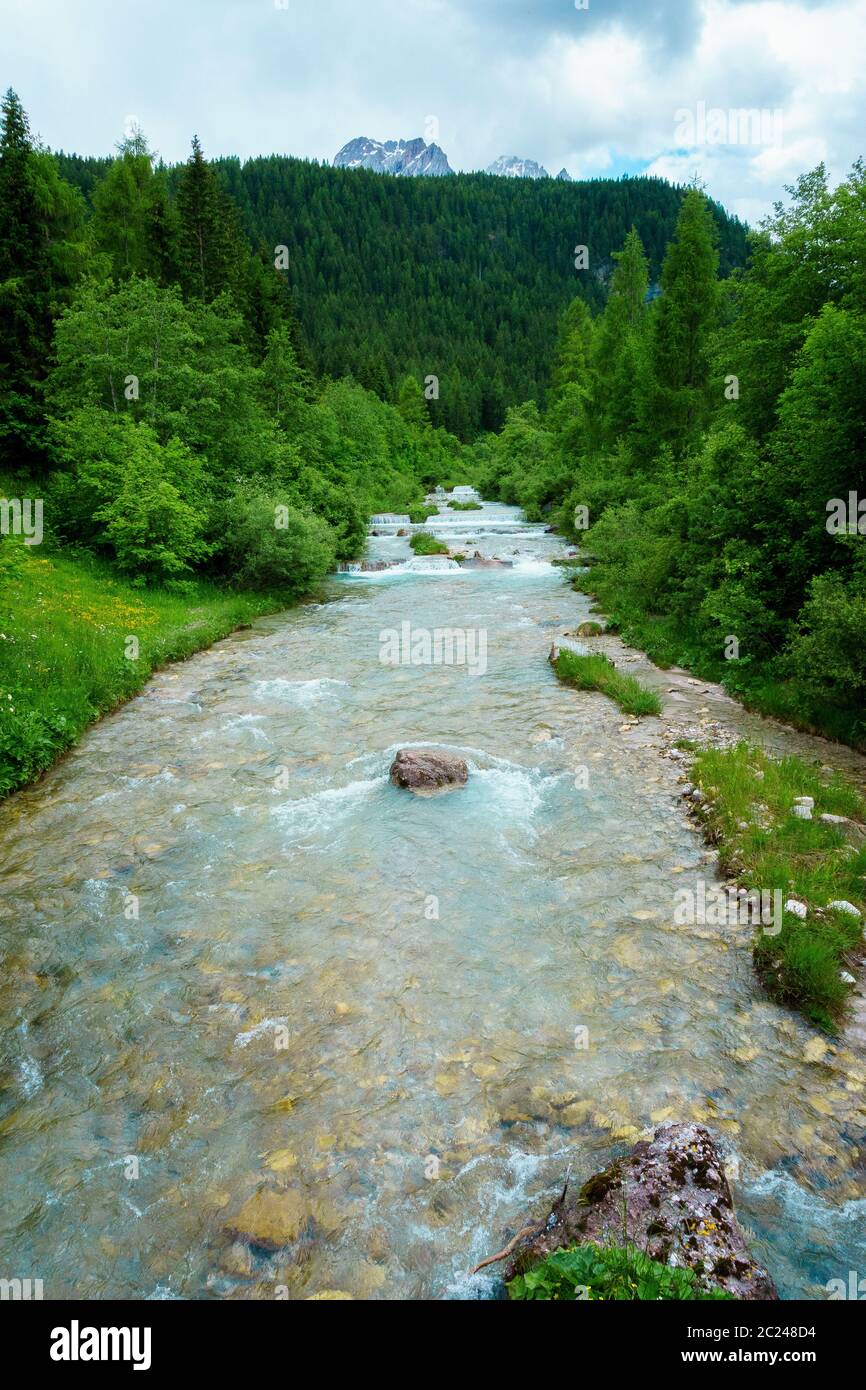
1, 501, 865, 1299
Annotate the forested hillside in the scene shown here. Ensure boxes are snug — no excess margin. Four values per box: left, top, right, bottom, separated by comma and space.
55, 150, 749, 437
482, 168, 866, 746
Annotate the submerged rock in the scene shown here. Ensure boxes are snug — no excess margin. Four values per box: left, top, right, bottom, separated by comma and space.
501, 1123, 777, 1300
389, 747, 469, 793
225, 1187, 309, 1250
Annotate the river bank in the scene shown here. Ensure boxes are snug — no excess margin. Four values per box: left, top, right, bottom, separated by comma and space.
0, 543, 285, 797
1, 499, 865, 1299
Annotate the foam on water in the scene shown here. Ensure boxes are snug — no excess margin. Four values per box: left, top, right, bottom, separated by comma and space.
254, 677, 349, 705
269, 776, 383, 842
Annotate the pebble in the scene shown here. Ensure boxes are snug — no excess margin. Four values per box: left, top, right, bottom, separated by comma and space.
827, 900, 862, 917
785, 900, 808, 919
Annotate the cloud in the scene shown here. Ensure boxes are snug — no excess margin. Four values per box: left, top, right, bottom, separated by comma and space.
1, 0, 864, 221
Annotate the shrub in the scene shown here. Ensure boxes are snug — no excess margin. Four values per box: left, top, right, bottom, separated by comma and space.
508, 1242, 733, 1301
216, 489, 336, 595
409, 531, 449, 556
784, 558, 866, 735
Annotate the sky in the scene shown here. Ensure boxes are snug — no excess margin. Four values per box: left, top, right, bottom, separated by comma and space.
2, 0, 864, 222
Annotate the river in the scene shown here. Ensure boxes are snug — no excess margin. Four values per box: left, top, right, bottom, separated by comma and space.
1, 501, 864, 1299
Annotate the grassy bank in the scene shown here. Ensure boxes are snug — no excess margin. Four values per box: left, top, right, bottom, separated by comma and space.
553, 648, 661, 718
570, 572, 866, 752
0, 541, 281, 797
690, 743, 866, 1031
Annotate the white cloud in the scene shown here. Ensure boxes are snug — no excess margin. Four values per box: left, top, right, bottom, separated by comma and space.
1, 0, 864, 220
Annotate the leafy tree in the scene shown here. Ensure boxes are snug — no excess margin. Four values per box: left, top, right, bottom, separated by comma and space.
214, 488, 336, 594
92, 129, 180, 282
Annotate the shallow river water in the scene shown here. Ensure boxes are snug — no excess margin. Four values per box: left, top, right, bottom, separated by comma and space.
1, 502, 865, 1299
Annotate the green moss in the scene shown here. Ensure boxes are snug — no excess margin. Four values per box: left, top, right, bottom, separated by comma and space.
553, 649, 661, 718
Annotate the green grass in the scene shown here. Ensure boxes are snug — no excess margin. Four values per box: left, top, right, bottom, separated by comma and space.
553, 648, 661, 717
0, 541, 281, 797
507, 1242, 733, 1301
407, 504, 438, 523
447, 500, 482, 511
408, 531, 450, 556
691, 743, 866, 1030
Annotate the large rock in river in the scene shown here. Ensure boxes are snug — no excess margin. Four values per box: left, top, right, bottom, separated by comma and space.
502, 1123, 777, 1300
389, 747, 469, 793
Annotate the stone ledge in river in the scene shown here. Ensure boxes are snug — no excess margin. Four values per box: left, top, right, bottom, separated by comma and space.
458, 551, 513, 569
389, 747, 469, 794
501, 1123, 777, 1300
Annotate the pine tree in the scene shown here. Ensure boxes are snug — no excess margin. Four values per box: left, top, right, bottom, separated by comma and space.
0, 90, 85, 467
396, 374, 430, 430
592, 227, 649, 448
644, 189, 720, 454
175, 136, 245, 303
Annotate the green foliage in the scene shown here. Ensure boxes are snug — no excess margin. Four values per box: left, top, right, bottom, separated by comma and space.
409, 530, 449, 556
493, 164, 866, 751
213, 489, 336, 595
0, 89, 88, 469
553, 648, 662, 717
784, 555, 866, 737
507, 1242, 733, 1301
59, 150, 749, 438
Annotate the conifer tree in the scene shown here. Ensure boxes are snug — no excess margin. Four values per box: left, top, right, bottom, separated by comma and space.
644, 189, 720, 454
0, 90, 86, 467
175, 135, 245, 303
396, 374, 430, 430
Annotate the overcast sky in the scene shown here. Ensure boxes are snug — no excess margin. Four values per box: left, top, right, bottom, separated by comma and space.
3, 0, 864, 222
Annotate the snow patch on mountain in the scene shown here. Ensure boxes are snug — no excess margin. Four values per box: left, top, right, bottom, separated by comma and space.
333, 137, 452, 177
486, 156, 550, 180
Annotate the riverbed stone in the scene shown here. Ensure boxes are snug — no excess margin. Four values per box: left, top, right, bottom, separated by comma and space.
501, 1123, 778, 1300
225, 1187, 309, 1249
389, 748, 469, 793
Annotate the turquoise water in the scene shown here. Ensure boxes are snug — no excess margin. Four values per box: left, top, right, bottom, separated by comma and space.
0, 503, 864, 1299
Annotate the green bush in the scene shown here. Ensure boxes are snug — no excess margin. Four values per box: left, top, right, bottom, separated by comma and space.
216, 489, 336, 595
784, 558, 866, 737
409, 531, 449, 556
508, 1243, 733, 1301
